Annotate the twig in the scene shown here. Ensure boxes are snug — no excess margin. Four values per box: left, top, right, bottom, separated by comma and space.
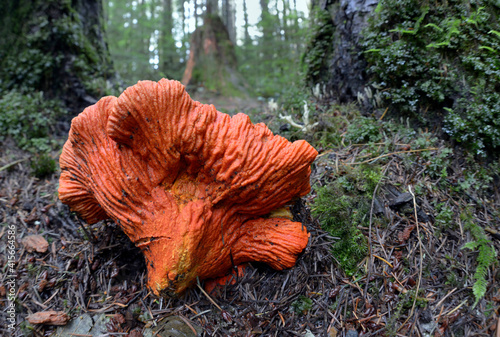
443, 299, 467, 316
196, 279, 222, 312
373, 254, 393, 268
0, 157, 29, 172
398, 186, 424, 332
379, 107, 389, 120
348, 148, 439, 165
434, 288, 457, 309
364, 161, 392, 299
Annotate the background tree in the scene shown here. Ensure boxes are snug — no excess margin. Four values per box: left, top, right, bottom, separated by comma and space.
0, 0, 114, 112
303, 0, 377, 104
304, 0, 500, 155
0, 0, 115, 153
181, 1, 243, 96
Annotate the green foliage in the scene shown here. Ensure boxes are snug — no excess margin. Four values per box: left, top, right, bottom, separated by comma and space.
345, 116, 384, 144
104, 0, 184, 84
434, 203, 454, 233
461, 209, 497, 307
0, 1, 113, 97
291, 295, 313, 315
31, 153, 57, 178
303, 7, 335, 86
443, 93, 500, 155
237, 3, 309, 97
0, 90, 62, 152
313, 165, 382, 275
362, 0, 500, 155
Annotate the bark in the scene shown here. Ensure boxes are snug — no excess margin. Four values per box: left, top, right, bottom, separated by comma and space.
161, 0, 177, 77
181, 15, 246, 96
0, 0, 114, 113
222, 0, 236, 44
194, 0, 199, 29
305, 0, 378, 105
206, 0, 219, 14
242, 0, 251, 45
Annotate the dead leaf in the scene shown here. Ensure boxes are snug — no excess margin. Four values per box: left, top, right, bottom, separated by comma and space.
27, 311, 70, 325
328, 327, 338, 337
22, 235, 49, 253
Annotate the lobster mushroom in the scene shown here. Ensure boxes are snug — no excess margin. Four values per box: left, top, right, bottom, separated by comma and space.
59, 79, 317, 296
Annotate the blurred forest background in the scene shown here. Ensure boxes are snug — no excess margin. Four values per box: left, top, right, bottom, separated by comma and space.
104, 0, 309, 97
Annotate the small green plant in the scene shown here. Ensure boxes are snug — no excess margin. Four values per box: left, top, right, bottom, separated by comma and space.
313, 165, 382, 275
0, 89, 63, 152
291, 295, 313, 315
434, 203, 454, 234
362, 0, 500, 155
19, 320, 34, 336
461, 209, 497, 307
345, 116, 383, 144
30, 153, 57, 178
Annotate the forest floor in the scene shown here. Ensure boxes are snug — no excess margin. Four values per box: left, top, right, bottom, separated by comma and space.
1, 92, 499, 337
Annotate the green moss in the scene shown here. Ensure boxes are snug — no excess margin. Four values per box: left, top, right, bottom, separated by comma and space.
31, 153, 57, 178
0, 90, 63, 152
312, 165, 383, 275
362, 0, 500, 155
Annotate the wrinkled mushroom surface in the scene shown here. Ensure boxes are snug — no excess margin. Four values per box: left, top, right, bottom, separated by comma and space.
59, 79, 318, 296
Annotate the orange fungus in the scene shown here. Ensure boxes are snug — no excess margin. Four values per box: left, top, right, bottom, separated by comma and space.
58, 79, 318, 296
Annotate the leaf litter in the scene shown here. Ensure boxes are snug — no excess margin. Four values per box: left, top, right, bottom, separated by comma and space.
1, 113, 500, 336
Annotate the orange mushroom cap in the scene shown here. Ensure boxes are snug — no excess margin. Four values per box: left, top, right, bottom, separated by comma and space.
59, 79, 318, 296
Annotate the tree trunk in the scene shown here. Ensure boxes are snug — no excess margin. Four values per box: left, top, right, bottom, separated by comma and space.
181, 15, 246, 96
222, 0, 236, 44
260, 0, 272, 43
0, 0, 114, 113
179, 0, 188, 62
161, 0, 178, 78
304, 0, 378, 105
206, 0, 219, 15
242, 0, 251, 46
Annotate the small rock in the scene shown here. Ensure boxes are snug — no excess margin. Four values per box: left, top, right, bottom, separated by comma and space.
372, 197, 385, 215
27, 310, 69, 325
280, 123, 291, 132
22, 235, 49, 253
345, 330, 358, 337
389, 192, 413, 208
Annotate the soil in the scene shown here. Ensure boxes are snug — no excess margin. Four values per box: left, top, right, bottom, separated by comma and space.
0, 95, 499, 337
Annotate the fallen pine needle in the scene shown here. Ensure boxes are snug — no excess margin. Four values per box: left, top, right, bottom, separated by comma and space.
196, 281, 222, 312
434, 288, 457, 309
178, 315, 198, 335
379, 107, 389, 120
373, 254, 393, 268
444, 299, 467, 316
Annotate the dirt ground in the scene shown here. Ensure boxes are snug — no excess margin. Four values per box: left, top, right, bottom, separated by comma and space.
1, 96, 499, 336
